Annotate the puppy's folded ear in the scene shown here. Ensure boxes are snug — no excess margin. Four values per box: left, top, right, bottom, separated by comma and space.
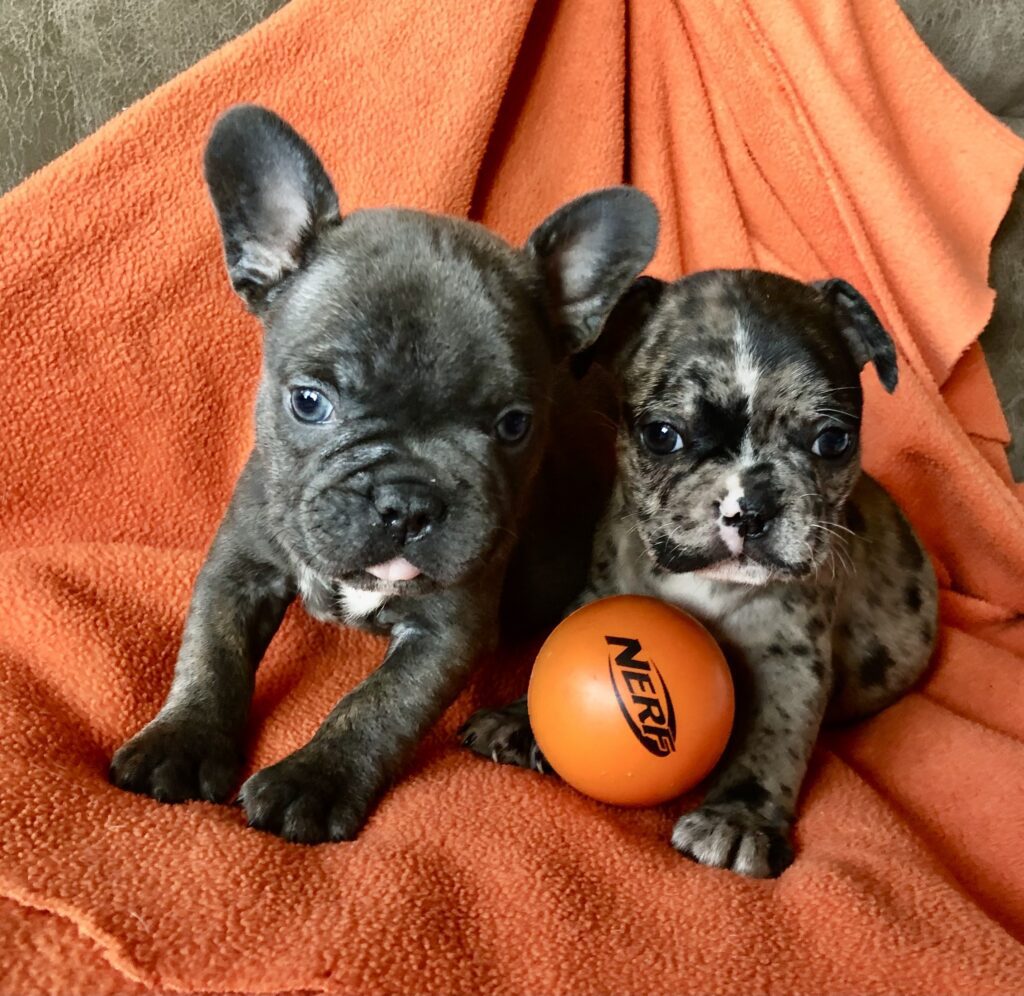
526, 188, 659, 355
204, 104, 341, 312
813, 278, 898, 393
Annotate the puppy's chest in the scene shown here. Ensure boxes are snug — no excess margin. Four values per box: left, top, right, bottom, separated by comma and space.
606, 523, 726, 614
649, 572, 753, 639
649, 569, 811, 652
648, 571, 712, 612
295, 566, 388, 627
607, 521, 771, 643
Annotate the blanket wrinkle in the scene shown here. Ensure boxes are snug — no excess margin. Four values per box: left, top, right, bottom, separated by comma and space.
1, 0, 1023, 992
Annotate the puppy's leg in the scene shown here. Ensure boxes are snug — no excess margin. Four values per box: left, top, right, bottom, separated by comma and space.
110, 499, 293, 803
460, 573, 611, 772
239, 586, 495, 843
828, 483, 938, 722
460, 696, 551, 772
672, 598, 832, 878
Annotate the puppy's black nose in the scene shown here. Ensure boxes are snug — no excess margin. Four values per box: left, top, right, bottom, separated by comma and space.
372, 482, 446, 545
723, 493, 780, 539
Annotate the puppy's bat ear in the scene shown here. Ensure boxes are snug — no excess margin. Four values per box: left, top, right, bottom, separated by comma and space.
526, 187, 659, 355
570, 276, 665, 378
813, 278, 899, 393
203, 104, 340, 312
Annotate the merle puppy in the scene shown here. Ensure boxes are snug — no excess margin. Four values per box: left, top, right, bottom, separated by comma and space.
464, 269, 938, 877
109, 104, 658, 844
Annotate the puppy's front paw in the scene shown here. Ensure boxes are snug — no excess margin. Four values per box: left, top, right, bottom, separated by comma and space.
110, 719, 242, 804
672, 803, 793, 878
238, 749, 368, 844
460, 701, 550, 773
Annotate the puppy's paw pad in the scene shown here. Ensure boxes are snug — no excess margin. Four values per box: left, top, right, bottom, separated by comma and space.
459, 704, 550, 772
672, 803, 793, 878
238, 753, 366, 844
110, 721, 240, 804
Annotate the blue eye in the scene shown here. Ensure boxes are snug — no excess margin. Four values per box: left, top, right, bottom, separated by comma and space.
495, 409, 532, 445
640, 421, 683, 456
290, 388, 334, 424
812, 427, 853, 459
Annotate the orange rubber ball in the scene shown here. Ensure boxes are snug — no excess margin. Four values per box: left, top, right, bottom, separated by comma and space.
528, 595, 735, 807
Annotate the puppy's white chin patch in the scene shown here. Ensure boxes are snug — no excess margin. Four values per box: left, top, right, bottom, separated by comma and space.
366, 557, 421, 582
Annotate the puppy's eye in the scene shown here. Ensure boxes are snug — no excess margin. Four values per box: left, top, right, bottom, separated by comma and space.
640, 421, 684, 456
812, 427, 853, 459
290, 388, 334, 424
495, 409, 532, 445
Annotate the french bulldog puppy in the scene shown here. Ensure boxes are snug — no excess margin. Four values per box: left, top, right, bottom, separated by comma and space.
463, 269, 938, 878
109, 104, 658, 844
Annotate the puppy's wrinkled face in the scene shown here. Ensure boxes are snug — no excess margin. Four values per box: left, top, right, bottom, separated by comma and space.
609, 270, 898, 584
257, 213, 549, 591
203, 105, 658, 596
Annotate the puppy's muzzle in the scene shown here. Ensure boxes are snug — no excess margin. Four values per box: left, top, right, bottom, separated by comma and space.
721, 491, 780, 540
372, 480, 447, 546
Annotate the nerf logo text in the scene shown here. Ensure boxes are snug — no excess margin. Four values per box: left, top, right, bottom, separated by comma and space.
606, 635, 677, 757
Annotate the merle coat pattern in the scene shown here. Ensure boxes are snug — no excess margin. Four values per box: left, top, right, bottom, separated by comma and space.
463, 269, 938, 878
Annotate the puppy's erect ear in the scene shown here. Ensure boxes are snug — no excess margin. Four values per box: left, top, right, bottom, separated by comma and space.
526, 188, 659, 354
813, 278, 899, 393
571, 275, 665, 378
203, 104, 341, 312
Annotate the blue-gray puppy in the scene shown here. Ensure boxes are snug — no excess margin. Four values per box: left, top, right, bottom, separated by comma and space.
109, 105, 658, 843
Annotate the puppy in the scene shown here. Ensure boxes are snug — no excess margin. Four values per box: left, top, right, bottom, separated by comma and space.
463, 269, 938, 877
109, 104, 658, 844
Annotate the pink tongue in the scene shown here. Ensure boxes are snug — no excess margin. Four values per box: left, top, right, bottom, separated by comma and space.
366, 557, 422, 582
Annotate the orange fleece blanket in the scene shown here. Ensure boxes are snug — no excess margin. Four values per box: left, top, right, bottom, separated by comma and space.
2, 0, 1023, 992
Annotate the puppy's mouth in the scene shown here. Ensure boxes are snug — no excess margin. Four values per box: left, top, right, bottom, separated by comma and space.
650, 534, 812, 585
693, 556, 778, 586
365, 557, 422, 582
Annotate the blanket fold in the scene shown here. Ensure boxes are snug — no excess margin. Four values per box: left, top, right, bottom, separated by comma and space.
2, 0, 1022, 992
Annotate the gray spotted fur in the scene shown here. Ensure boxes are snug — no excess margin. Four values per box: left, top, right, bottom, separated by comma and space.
463, 269, 937, 877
